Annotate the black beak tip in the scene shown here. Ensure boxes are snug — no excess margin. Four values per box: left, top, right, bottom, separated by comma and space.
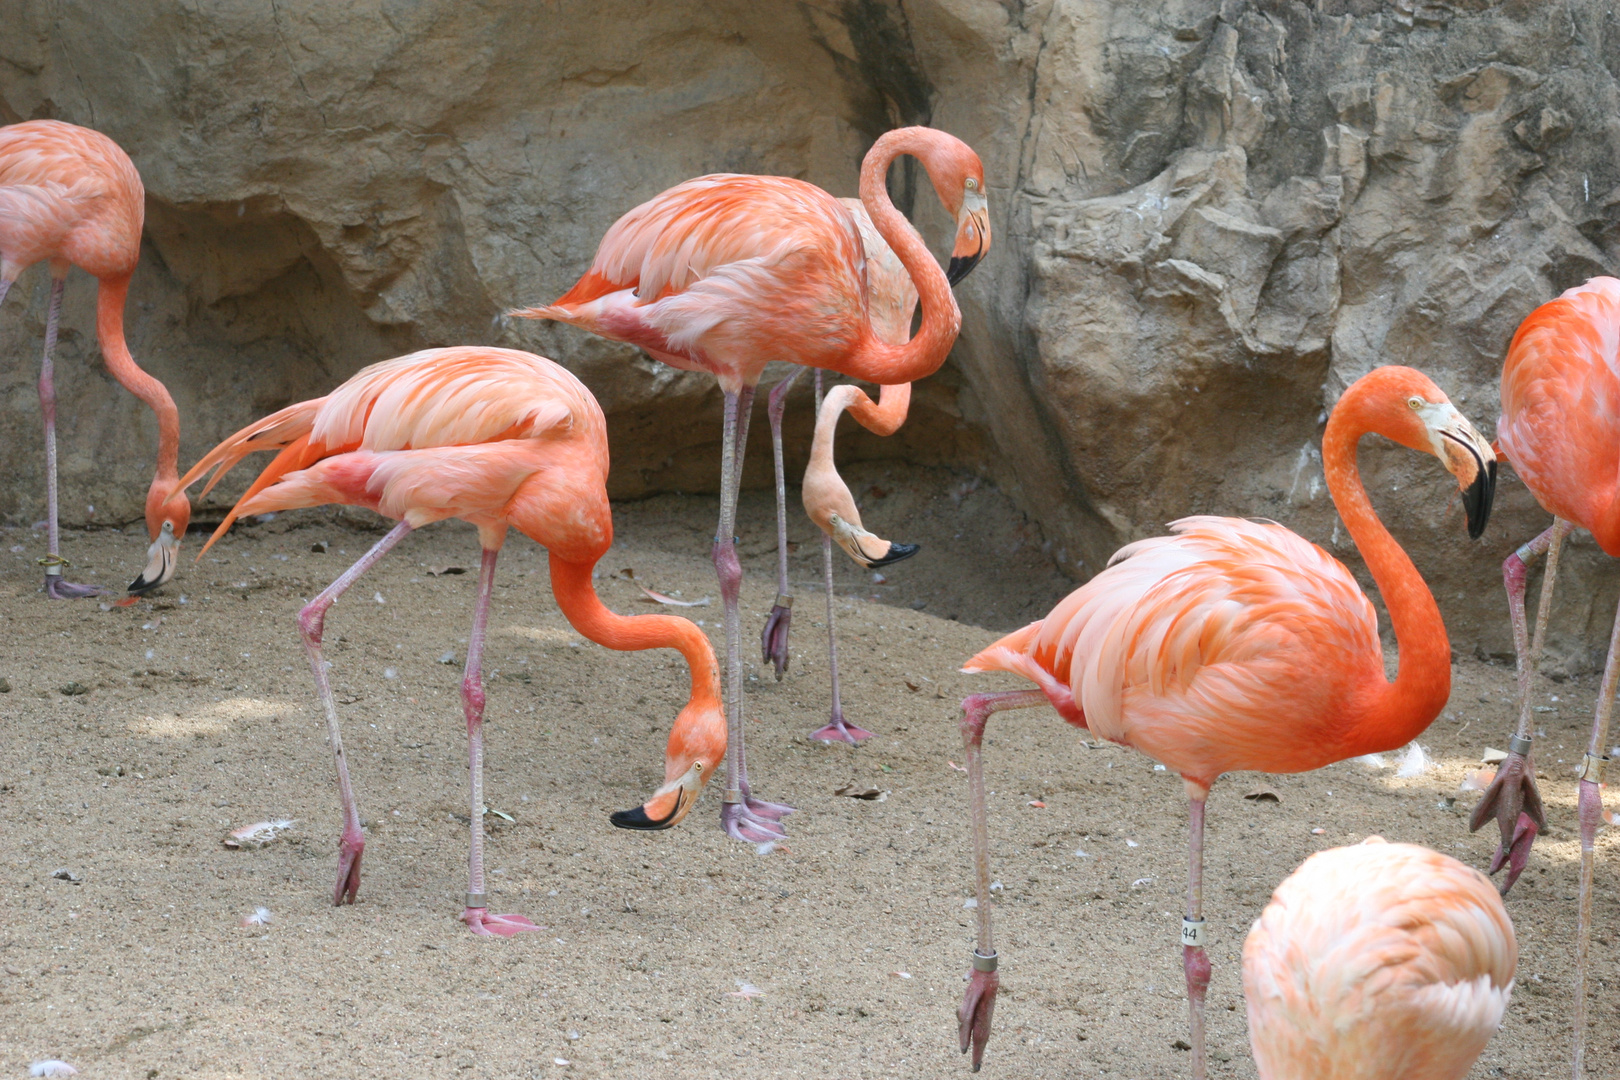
946, 253, 982, 287
127, 575, 158, 597
869, 542, 920, 568
610, 804, 677, 831
1464, 459, 1497, 540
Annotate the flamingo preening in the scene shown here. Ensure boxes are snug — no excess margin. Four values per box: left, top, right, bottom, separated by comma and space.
175, 347, 726, 936
0, 119, 190, 598
952, 366, 1496, 1075
762, 196, 924, 744
1243, 838, 1516, 1080
513, 126, 990, 844
1469, 275, 1620, 1074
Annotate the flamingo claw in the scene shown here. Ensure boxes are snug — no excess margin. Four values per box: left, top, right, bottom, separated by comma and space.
958, 965, 999, 1071
462, 909, 542, 937
333, 830, 364, 905
720, 795, 793, 844
810, 712, 875, 744
1468, 750, 1545, 893
761, 603, 792, 679
44, 575, 103, 600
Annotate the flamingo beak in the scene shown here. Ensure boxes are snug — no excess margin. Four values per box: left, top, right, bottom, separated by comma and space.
947, 192, 990, 287
129, 523, 179, 596
827, 513, 920, 570
609, 761, 706, 831
1425, 405, 1496, 539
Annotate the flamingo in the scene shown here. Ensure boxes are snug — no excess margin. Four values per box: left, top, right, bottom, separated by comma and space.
951, 366, 1496, 1075
1243, 838, 1516, 1080
761, 196, 922, 743
1469, 275, 1620, 1073
512, 126, 990, 843
174, 347, 726, 935
0, 119, 190, 598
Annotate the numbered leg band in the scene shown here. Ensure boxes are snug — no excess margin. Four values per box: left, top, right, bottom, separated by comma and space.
466, 893, 487, 908
971, 950, 998, 972
774, 594, 793, 608
722, 788, 743, 805
1579, 753, 1609, 783
1181, 917, 1206, 948
1508, 734, 1533, 757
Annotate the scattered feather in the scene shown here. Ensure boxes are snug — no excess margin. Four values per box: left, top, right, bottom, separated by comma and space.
947, 761, 967, 773
727, 981, 764, 999
240, 906, 272, 927
437, 650, 457, 664
30, 1062, 77, 1078
637, 585, 709, 607
893, 971, 913, 979
223, 819, 295, 849
1396, 743, 1434, 778
1125, 838, 1141, 847
962, 898, 978, 909
383, 667, 398, 680
1244, 789, 1280, 804
553, 1059, 570, 1067
51, 868, 81, 883
989, 880, 1003, 892
1355, 753, 1388, 769
373, 591, 386, 604
1460, 768, 1497, 792
1131, 877, 1154, 888
1027, 800, 1046, 808
871, 572, 887, 584
1310, 827, 1326, 835
1074, 848, 1092, 858
427, 565, 465, 576
753, 841, 777, 856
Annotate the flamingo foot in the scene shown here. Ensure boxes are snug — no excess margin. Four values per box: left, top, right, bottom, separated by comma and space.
958, 962, 999, 1071
761, 603, 792, 680
1467, 750, 1547, 893
44, 575, 103, 600
462, 908, 542, 937
809, 711, 874, 744
720, 793, 794, 844
332, 830, 364, 906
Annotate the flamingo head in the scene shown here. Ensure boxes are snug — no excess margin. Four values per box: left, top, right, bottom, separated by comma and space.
1361, 366, 1497, 539
131, 485, 192, 596
912, 131, 991, 285
608, 697, 726, 831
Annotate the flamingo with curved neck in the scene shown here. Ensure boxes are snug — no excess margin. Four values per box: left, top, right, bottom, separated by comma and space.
0, 120, 191, 599
951, 366, 1496, 1076
512, 125, 990, 845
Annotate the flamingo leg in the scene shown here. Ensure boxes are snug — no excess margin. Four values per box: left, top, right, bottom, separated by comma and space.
956, 688, 1047, 1071
1572, 586, 1620, 1077
1471, 520, 1566, 891
715, 387, 793, 844
460, 546, 541, 937
297, 520, 413, 905
760, 368, 803, 679
34, 276, 101, 600
810, 370, 872, 744
1183, 782, 1213, 1080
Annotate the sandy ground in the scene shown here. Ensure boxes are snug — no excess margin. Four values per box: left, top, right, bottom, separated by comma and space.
1, 463, 1616, 1079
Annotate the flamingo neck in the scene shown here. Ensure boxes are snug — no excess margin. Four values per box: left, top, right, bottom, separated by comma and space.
97, 275, 180, 502
843, 130, 962, 384
1322, 396, 1451, 753
548, 555, 722, 710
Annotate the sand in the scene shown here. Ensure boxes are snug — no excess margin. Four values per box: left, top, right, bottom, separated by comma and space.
0, 464, 1615, 1078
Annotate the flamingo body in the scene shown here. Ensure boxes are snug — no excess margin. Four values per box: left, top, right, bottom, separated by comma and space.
1243, 839, 1516, 1080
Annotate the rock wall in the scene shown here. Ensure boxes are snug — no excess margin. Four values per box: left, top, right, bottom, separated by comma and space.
2, 0, 1617, 665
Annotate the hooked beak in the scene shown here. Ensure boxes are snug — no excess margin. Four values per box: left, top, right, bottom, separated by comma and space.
1429, 408, 1496, 540
947, 198, 990, 287
129, 527, 179, 596
609, 761, 705, 831
827, 513, 920, 570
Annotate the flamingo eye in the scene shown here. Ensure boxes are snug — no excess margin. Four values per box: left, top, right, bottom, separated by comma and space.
965, 178, 977, 191
1407, 396, 1424, 410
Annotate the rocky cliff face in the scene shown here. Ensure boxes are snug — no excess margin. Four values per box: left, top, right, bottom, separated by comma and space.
2, 0, 1617, 664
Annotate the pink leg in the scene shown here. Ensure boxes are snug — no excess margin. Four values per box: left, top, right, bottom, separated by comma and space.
957, 688, 1048, 1071
1183, 782, 1213, 1080
34, 277, 101, 600
760, 368, 802, 679
297, 520, 413, 906
714, 387, 794, 845
1471, 521, 1567, 891
810, 370, 873, 745
460, 547, 540, 936
1572, 587, 1620, 1076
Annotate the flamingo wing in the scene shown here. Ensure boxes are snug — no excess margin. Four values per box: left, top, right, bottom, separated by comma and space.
0, 121, 143, 277
966, 517, 1382, 780
840, 197, 917, 347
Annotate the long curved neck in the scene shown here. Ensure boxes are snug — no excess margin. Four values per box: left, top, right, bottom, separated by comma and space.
1322, 403, 1451, 751
839, 131, 962, 384
97, 274, 180, 496
548, 555, 721, 709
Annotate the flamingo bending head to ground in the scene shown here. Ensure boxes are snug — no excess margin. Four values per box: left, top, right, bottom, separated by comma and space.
176, 346, 726, 935
513, 126, 988, 843
1244, 838, 1516, 1080
952, 366, 1495, 1075
0, 120, 190, 598
1469, 275, 1620, 1073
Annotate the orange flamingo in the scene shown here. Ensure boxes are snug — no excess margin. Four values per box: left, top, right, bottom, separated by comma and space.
761, 196, 922, 743
1243, 838, 1516, 1080
512, 127, 990, 843
175, 347, 726, 935
1470, 275, 1620, 1073
951, 366, 1496, 1075
0, 119, 190, 598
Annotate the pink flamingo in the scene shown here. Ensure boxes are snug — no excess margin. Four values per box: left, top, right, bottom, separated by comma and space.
1470, 276, 1620, 1073
0, 119, 190, 597
952, 366, 1496, 1075
762, 196, 922, 743
175, 347, 726, 935
512, 126, 990, 843
1244, 838, 1516, 1080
